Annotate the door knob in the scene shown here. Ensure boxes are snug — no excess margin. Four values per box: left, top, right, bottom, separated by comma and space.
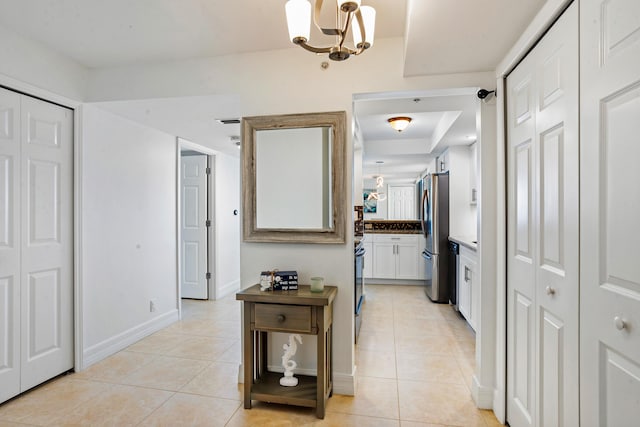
545, 286, 555, 296
614, 316, 627, 331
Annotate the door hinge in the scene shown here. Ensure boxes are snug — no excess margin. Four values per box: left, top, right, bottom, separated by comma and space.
206, 219, 211, 227
206, 272, 211, 280
206, 167, 211, 175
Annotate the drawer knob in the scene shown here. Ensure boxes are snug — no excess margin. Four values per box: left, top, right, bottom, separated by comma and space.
614, 316, 627, 331
277, 314, 286, 323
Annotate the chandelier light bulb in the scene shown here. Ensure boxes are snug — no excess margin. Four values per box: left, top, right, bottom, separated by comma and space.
286, 0, 311, 43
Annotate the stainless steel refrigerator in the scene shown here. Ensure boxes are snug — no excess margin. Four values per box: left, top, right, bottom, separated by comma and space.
421, 172, 450, 302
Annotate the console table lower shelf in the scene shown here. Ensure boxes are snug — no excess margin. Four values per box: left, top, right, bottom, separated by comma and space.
236, 284, 338, 419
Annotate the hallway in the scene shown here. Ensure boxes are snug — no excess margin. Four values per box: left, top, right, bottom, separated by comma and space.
0, 285, 501, 426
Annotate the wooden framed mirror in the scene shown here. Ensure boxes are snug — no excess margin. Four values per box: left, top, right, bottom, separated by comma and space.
242, 111, 347, 244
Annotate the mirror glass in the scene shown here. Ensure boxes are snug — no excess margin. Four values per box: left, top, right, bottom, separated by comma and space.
242, 111, 346, 243
256, 127, 332, 229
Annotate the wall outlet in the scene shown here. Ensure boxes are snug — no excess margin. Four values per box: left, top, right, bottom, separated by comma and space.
150, 299, 157, 312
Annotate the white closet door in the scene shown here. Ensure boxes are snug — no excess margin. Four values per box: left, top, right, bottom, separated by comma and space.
0, 88, 21, 402
507, 46, 537, 427
180, 155, 208, 299
19, 96, 73, 391
507, 3, 579, 426
580, 0, 640, 424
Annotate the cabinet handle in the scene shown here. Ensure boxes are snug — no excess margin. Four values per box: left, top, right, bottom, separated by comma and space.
464, 266, 470, 282
614, 316, 627, 331
277, 314, 286, 323
545, 286, 555, 296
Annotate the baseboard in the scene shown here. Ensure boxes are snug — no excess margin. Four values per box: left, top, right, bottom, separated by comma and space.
333, 368, 356, 396
81, 309, 179, 369
365, 279, 423, 286
237, 364, 356, 396
471, 374, 495, 409
493, 387, 506, 424
216, 279, 240, 300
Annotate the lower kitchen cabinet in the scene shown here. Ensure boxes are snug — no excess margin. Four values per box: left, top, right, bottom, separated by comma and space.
458, 245, 479, 330
367, 234, 425, 280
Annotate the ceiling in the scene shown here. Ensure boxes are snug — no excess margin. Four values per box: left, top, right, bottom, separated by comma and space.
0, 0, 546, 170
355, 88, 480, 186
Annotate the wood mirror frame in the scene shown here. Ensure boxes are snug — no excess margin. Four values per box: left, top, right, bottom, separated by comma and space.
242, 111, 347, 244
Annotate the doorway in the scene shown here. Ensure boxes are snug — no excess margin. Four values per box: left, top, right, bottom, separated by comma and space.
178, 139, 213, 301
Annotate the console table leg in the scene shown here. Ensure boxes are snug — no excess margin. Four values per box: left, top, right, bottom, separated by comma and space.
243, 303, 252, 409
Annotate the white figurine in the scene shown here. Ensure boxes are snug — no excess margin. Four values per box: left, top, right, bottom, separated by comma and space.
280, 334, 303, 386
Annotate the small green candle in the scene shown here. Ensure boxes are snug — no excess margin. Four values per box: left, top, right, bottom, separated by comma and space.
310, 277, 325, 292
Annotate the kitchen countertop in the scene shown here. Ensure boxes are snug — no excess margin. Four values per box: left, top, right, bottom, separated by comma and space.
449, 235, 478, 251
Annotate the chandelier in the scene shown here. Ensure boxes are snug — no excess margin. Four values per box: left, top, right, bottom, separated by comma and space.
367, 161, 387, 201
285, 0, 376, 61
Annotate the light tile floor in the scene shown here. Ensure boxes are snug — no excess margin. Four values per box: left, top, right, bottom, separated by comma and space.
0, 284, 503, 426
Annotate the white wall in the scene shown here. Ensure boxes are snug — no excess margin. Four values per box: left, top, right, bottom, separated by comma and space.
0, 24, 88, 101
213, 153, 241, 298
80, 105, 178, 366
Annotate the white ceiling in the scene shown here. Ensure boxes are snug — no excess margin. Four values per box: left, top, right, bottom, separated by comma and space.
0, 0, 546, 169
355, 88, 479, 185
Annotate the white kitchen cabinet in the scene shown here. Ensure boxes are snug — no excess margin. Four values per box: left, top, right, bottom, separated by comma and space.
370, 234, 424, 280
458, 246, 478, 330
469, 142, 478, 205
437, 150, 449, 172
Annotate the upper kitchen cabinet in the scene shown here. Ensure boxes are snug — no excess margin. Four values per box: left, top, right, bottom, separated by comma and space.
437, 146, 476, 238
469, 142, 478, 205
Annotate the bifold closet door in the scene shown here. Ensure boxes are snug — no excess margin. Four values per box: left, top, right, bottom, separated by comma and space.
0, 88, 73, 403
580, 0, 640, 424
506, 3, 579, 427
0, 88, 22, 403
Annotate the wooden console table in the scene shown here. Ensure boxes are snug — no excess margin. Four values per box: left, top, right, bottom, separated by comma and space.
236, 284, 337, 419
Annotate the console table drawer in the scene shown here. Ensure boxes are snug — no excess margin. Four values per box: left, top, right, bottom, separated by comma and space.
254, 303, 312, 333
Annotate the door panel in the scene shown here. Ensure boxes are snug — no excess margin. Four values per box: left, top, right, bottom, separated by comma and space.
513, 292, 533, 424
508, 50, 537, 427
0, 88, 21, 403
581, 0, 640, 421
395, 243, 419, 279
20, 96, 73, 392
180, 155, 208, 299
507, 4, 579, 426
540, 309, 563, 427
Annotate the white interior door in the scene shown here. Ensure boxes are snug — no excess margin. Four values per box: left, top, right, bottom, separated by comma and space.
0, 88, 22, 403
180, 154, 208, 299
19, 95, 74, 392
0, 89, 74, 401
507, 3, 579, 426
388, 185, 415, 220
580, 0, 640, 424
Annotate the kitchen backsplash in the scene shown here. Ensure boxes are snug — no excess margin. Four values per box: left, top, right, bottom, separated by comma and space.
364, 220, 422, 234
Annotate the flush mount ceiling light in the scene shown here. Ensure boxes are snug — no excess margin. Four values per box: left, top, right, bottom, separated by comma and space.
285, 0, 376, 61
387, 116, 412, 132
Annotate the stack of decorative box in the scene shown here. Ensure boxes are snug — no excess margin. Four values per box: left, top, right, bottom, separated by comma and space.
260, 270, 298, 291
